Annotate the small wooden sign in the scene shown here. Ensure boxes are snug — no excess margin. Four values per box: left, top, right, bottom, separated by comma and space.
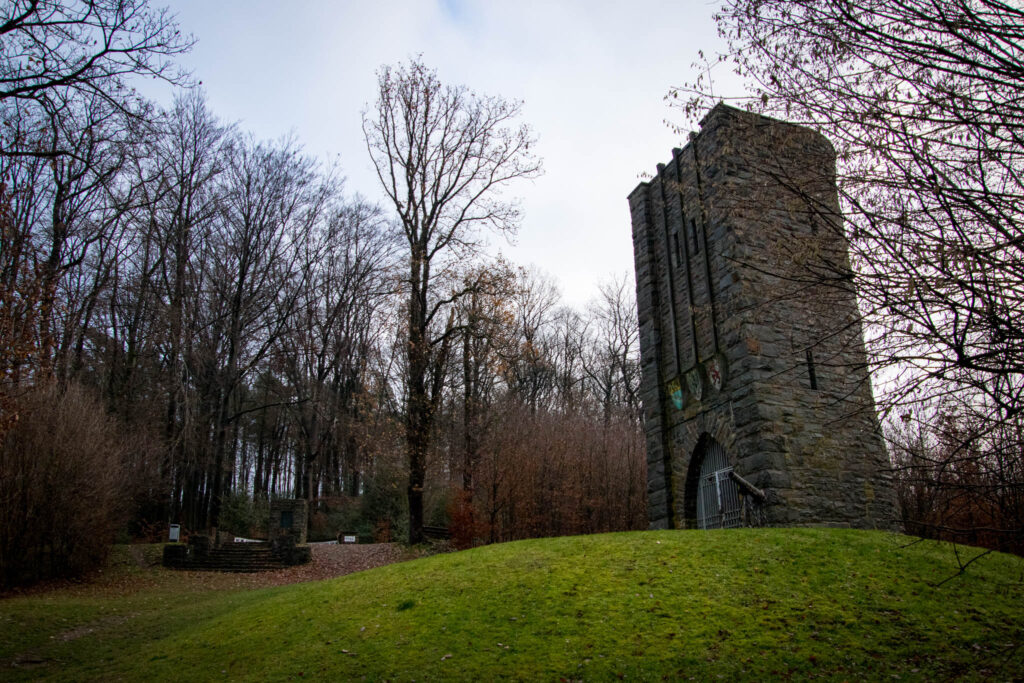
343, 535, 357, 544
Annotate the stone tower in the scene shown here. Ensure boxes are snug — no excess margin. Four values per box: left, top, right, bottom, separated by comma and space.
629, 104, 894, 530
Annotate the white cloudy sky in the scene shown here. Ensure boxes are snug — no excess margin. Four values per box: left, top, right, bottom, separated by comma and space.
157, 0, 738, 307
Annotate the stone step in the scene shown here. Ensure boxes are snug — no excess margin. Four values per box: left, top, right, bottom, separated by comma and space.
162, 541, 307, 573
180, 560, 286, 570
210, 549, 275, 556
204, 559, 278, 565
187, 565, 284, 572
195, 554, 278, 561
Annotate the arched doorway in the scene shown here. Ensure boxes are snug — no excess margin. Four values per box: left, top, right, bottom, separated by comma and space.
690, 436, 742, 529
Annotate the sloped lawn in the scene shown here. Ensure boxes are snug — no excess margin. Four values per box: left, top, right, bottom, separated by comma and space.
2, 529, 1022, 680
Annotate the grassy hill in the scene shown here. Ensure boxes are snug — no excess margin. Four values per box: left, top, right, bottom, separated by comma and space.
2, 528, 1022, 681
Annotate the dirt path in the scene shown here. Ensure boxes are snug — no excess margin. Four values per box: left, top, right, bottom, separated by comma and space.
148, 542, 429, 592
250, 542, 414, 587
2, 542, 434, 600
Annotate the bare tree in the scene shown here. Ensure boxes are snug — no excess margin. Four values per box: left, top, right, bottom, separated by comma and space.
0, 0, 192, 113
454, 259, 516, 498
0, 0, 191, 452
503, 267, 560, 413
204, 134, 336, 529
363, 58, 541, 543
583, 274, 641, 424
547, 306, 588, 411
136, 90, 231, 523
279, 199, 396, 503
0, 89, 148, 403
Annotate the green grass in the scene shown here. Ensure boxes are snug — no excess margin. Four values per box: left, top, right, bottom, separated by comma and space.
2, 529, 1023, 681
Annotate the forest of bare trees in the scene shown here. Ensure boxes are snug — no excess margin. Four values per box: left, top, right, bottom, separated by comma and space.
0, 2, 645, 587
15, 0, 1020, 591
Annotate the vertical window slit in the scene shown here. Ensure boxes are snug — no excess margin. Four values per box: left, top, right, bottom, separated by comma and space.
806, 348, 818, 390
690, 218, 700, 254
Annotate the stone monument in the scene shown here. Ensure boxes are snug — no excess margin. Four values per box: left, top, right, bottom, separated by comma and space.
629, 104, 895, 530
270, 498, 308, 544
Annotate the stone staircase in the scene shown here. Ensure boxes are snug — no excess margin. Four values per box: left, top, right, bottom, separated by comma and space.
163, 540, 308, 573
192, 542, 285, 572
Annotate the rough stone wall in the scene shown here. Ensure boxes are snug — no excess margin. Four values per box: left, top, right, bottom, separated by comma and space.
269, 498, 308, 544
630, 104, 895, 530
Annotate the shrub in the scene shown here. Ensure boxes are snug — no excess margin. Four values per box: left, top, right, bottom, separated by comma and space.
217, 492, 270, 539
890, 409, 1024, 556
0, 382, 129, 588
446, 488, 479, 550
358, 460, 407, 542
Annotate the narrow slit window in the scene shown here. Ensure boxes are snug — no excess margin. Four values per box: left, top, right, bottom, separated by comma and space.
672, 231, 682, 267
690, 218, 700, 254
806, 348, 818, 390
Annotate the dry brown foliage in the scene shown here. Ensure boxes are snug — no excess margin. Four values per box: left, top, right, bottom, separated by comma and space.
0, 383, 140, 588
891, 409, 1024, 555
444, 404, 647, 545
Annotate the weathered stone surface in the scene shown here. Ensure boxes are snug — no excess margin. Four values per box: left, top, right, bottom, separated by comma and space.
630, 104, 896, 530
270, 498, 309, 544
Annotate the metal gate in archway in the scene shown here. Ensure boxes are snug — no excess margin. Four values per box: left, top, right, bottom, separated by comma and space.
696, 439, 742, 529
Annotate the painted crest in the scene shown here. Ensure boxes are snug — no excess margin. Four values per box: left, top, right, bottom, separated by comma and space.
666, 377, 684, 410
685, 367, 704, 402
706, 353, 726, 392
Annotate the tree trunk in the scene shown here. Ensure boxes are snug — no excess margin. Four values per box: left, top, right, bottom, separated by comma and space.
405, 243, 430, 545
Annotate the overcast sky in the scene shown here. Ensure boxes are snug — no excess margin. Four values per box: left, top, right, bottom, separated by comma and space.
157, 0, 736, 308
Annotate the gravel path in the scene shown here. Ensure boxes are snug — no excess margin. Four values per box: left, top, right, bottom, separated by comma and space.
252, 542, 412, 587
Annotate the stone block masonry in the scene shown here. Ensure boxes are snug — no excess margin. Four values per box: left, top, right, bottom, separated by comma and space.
630, 104, 895, 530
270, 498, 309, 544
